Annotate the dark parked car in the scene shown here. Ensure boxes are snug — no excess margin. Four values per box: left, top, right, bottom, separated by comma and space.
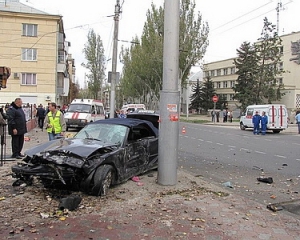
11, 116, 159, 196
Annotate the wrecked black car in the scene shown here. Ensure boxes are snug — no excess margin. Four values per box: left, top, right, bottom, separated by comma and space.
11, 117, 159, 196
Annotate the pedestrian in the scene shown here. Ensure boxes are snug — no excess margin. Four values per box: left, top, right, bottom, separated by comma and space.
223, 110, 227, 122
36, 104, 46, 131
216, 111, 220, 122
228, 110, 233, 123
260, 111, 268, 135
44, 102, 66, 141
295, 110, 300, 134
118, 109, 126, 118
211, 110, 215, 122
6, 98, 27, 159
252, 111, 261, 135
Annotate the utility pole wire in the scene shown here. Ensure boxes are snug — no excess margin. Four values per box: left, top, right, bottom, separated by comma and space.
212, 1, 274, 32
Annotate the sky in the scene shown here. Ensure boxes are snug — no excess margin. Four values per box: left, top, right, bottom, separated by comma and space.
20, 0, 300, 88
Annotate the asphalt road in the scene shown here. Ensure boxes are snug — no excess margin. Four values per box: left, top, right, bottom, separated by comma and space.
179, 123, 300, 210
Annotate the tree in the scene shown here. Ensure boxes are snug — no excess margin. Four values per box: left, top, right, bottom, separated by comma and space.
255, 18, 285, 103
233, 41, 259, 111
233, 18, 285, 111
82, 29, 106, 100
190, 76, 215, 113
120, 0, 209, 107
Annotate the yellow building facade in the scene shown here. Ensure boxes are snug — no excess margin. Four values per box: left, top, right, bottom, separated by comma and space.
203, 31, 300, 113
0, 0, 70, 106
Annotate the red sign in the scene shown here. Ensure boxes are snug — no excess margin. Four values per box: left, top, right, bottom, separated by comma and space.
212, 95, 219, 103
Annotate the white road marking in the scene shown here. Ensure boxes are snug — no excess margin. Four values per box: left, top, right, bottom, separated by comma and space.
191, 137, 196, 140
255, 151, 266, 154
240, 148, 250, 151
296, 159, 300, 161
228, 145, 236, 148
216, 143, 223, 146
264, 139, 272, 141
198, 139, 204, 141
293, 143, 300, 146
206, 141, 212, 143
274, 155, 287, 159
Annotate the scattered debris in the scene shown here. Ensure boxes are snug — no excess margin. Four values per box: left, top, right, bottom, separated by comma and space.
282, 163, 288, 166
267, 204, 283, 212
222, 181, 233, 188
253, 166, 264, 172
131, 176, 140, 182
58, 195, 82, 211
270, 195, 276, 199
257, 177, 273, 184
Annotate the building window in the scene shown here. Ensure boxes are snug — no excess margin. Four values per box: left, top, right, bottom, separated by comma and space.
204, 71, 210, 77
21, 73, 37, 85
280, 46, 283, 54
21, 48, 37, 61
223, 81, 228, 88
22, 24, 37, 37
210, 70, 215, 77
217, 69, 221, 76
58, 51, 65, 63
278, 62, 283, 71
277, 78, 283, 85
217, 82, 221, 88
229, 94, 234, 100
230, 81, 235, 88
224, 68, 228, 75
230, 67, 235, 74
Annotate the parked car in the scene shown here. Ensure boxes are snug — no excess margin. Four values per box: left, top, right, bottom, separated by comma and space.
11, 115, 159, 196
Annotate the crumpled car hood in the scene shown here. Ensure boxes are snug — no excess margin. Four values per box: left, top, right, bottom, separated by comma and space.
25, 138, 114, 158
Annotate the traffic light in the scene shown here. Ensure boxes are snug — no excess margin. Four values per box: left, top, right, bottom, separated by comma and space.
0, 67, 11, 89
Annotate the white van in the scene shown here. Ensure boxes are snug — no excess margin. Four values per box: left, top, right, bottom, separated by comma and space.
240, 104, 288, 133
121, 104, 146, 113
64, 99, 105, 131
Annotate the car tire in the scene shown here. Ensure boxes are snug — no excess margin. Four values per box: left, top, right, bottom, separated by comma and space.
240, 122, 246, 130
91, 165, 114, 196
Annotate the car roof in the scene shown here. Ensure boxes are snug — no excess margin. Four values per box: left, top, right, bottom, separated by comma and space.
90, 118, 158, 136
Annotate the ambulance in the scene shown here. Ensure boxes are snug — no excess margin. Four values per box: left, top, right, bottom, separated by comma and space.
239, 104, 288, 133
121, 104, 146, 113
64, 99, 105, 131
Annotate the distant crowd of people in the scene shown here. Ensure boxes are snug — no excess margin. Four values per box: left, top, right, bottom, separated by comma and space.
0, 99, 68, 159
210, 109, 233, 123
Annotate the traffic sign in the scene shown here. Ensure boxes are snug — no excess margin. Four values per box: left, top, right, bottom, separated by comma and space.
212, 95, 219, 103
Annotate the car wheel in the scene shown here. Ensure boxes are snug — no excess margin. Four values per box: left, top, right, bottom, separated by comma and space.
273, 130, 280, 133
240, 122, 245, 130
91, 165, 114, 196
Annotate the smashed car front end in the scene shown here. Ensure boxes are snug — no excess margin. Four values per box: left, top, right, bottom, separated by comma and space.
11, 152, 87, 186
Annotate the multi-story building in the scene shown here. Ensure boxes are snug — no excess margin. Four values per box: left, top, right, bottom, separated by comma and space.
0, 0, 72, 106
203, 31, 300, 113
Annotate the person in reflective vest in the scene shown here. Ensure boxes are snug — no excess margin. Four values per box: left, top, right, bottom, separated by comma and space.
252, 111, 261, 135
44, 102, 66, 141
260, 111, 268, 135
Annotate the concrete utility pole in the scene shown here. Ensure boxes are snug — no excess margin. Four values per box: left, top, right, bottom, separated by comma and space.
109, 0, 120, 118
158, 0, 180, 186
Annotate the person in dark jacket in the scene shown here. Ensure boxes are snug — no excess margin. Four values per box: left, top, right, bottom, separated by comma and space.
36, 104, 46, 130
6, 98, 27, 159
252, 111, 261, 135
260, 111, 268, 135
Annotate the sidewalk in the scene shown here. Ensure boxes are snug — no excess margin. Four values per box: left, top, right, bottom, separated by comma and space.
0, 127, 299, 239
183, 114, 297, 133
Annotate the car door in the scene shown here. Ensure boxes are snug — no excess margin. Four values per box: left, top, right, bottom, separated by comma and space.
123, 139, 147, 179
